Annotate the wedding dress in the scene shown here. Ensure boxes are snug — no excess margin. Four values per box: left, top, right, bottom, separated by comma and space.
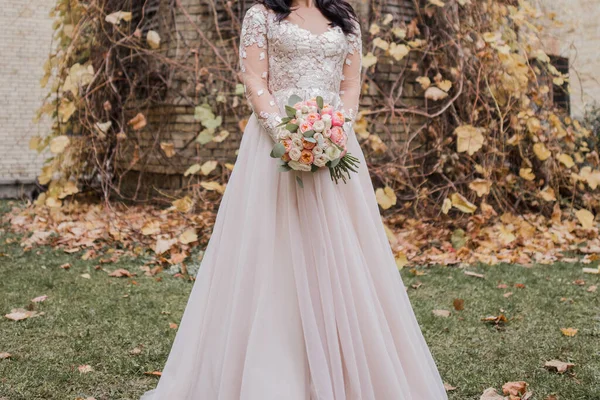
141, 4, 448, 399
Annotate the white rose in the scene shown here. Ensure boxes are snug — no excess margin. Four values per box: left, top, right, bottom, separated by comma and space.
309, 106, 318, 113
312, 146, 324, 155
323, 128, 332, 138
325, 145, 341, 161
291, 132, 303, 141
312, 120, 325, 133
289, 160, 312, 171
321, 114, 332, 129
314, 154, 329, 167
295, 109, 303, 118
289, 148, 302, 161
279, 129, 291, 140
301, 105, 309, 114
291, 138, 303, 149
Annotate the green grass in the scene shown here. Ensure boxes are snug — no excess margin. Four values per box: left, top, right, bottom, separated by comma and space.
1, 201, 599, 399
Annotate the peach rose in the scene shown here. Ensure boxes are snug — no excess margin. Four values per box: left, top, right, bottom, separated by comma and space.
299, 149, 315, 165
299, 121, 313, 133
332, 110, 345, 127
305, 113, 321, 124
329, 126, 347, 146
293, 102, 303, 110
282, 139, 293, 152
303, 139, 316, 150
281, 153, 291, 162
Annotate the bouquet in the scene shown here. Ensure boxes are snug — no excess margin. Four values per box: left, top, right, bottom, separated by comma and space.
270, 95, 360, 185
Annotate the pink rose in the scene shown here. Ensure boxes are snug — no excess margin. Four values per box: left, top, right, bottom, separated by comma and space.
299, 121, 313, 133
299, 149, 315, 165
332, 111, 345, 127
329, 126, 347, 146
321, 104, 334, 116
306, 98, 318, 108
293, 102, 303, 110
305, 113, 321, 124
303, 139, 316, 150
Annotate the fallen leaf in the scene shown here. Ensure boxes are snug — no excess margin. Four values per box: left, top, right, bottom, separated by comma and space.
0, 352, 12, 359
444, 382, 457, 391
587, 285, 597, 292
80, 273, 91, 279
480, 388, 505, 400
560, 327, 578, 337
575, 209, 595, 229
544, 359, 575, 373
503, 292, 513, 298
179, 229, 198, 245
78, 364, 94, 374
144, 371, 162, 377
4, 309, 43, 321
433, 309, 451, 318
108, 269, 134, 278
453, 298, 465, 311
464, 270, 485, 279
60, 263, 71, 270
31, 295, 48, 303
425, 86, 449, 101
455, 125, 485, 155
147, 30, 161, 49
533, 143, 551, 161
502, 381, 527, 396
451, 193, 477, 213
481, 314, 507, 325
169, 322, 178, 329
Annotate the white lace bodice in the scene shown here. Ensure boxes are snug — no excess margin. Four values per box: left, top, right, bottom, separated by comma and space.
239, 4, 362, 141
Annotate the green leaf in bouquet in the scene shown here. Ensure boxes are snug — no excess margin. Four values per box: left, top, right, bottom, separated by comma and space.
304, 136, 317, 143
278, 162, 292, 172
270, 142, 286, 158
288, 94, 303, 106
310, 164, 319, 173
345, 117, 352, 122
278, 117, 291, 126
296, 175, 304, 188
302, 130, 315, 138
285, 105, 297, 118
286, 123, 299, 132
316, 96, 324, 110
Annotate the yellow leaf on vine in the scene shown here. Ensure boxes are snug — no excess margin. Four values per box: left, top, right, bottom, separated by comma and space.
184, 164, 201, 176
416, 76, 431, 90
519, 168, 535, 181
557, 154, 574, 168
455, 125, 484, 155
201, 161, 218, 176
438, 80, 452, 92
533, 143, 551, 161
539, 186, 556, 202
362, 52, 378, 68
450, 193, 477, 213
469, 179, 492, 197
442, 198, 452, 214
580, 167, 600, 190
50, 135, 70, 154
375, 186, 397, 210
160, 142, 175, 158
389, 43, 409, 61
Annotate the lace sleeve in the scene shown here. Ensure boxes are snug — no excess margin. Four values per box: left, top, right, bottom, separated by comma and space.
339, 20, 363, 122
239, 4, 284, 142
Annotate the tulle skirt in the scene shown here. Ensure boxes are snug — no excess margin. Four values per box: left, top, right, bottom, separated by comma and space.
141, 114, 448, 400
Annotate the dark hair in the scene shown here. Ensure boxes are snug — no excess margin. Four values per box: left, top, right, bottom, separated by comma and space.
257, 0, 358, 35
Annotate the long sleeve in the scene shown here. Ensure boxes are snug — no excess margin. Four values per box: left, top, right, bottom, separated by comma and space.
339, 21, 363, 122
239, 4, 283, 142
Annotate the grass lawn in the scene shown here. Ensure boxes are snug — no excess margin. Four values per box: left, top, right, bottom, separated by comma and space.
1, 202, 599, 399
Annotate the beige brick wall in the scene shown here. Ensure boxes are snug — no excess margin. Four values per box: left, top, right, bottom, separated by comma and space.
0, 0, 54, 183
538, 0, 600, 118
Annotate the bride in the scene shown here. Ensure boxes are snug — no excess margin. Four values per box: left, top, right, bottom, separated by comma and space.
142, 0, 447, 399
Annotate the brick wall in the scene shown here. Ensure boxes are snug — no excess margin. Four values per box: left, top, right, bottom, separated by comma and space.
538, 0, 600, 117
117, 0, 422, 198
0, 0, 54, 184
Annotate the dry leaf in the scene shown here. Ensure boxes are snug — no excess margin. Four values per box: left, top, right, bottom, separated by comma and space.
453, 298, 465, 311
480, 388, 505, 400
49, 135, 70, 154
31, 295, 48, 303
128, 113, 147, 130
502, 381, 527, 396
425, 86, 449, 101
0, 352, 12, 359
147, 30, 161, 49
533, 143, 551, 161
544, 359, 575, 373
464, 270, 485, 278
376, 186, 397, 210
469, 179, 492, 197
108, 268, 134, 278
519, 168, 535, 181
169, 322, 178, 329
179, 229, 198, 245
78, 364, 94, 374
451, 193, 477, 213
560, 327, 578, 337
455, 125, 484, 155
201, 160, 218, 176
482, 314, 507, 324
575, 209, 595, 229
160, 142, 175, 158
172, 196, 194, 213
433, 309, 451, 318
